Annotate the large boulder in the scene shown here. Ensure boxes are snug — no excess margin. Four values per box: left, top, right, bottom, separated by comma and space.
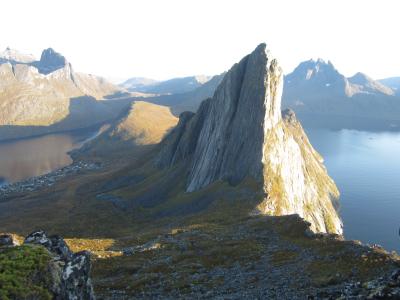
24, 230, 95, 300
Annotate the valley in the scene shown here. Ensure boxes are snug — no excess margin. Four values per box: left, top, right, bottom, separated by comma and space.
2, 43, 400, 299
0, 124, 108, 184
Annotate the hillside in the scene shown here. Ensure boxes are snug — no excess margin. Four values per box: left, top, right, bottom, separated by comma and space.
74, 101, 178, 160
2, 43, 398, 298
0, 47, 129, 141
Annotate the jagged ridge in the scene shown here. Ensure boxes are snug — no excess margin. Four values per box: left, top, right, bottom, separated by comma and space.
156, 43, 342, 234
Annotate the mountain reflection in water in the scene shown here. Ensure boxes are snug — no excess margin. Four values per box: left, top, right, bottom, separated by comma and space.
0, 125, 108, 184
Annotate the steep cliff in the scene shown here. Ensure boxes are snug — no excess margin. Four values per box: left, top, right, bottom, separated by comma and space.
157, 44, 342, 234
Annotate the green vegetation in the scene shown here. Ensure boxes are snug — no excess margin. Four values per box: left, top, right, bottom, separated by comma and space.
0, 245, 53, 300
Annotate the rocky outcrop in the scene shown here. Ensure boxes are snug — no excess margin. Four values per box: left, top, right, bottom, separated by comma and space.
24, 230, 95, 300
33, 48, 69, 74
157, 43, 342, 234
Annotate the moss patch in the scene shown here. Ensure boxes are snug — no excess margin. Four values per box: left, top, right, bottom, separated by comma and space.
0, 245, 53, 300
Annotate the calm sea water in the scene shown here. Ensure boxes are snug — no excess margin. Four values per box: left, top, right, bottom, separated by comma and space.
306, 129, 400, 252
0, 125, 108, 185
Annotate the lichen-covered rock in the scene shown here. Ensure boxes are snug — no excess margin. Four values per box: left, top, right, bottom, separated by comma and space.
156, 43, 342, 234
62, 251, 94, 300
24, 230, 95, 299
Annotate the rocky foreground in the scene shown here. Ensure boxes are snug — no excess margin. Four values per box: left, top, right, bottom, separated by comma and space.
3, 217, 400, 299
84, 214, 400, 299
0, 231, 94, 300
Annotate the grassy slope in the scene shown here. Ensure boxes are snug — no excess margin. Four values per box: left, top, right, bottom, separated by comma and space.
73, 101, 178, 161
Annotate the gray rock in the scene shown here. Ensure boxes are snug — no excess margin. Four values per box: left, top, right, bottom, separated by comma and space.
282, 108, 297, 124
157, 43, 282, 188
156, 43, 342, 234
61, 251, 95, 300
24, 230, 95, 299
0, 234, 13, 246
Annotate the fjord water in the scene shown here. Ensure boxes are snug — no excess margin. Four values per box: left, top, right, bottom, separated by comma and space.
306, 128, 400, 252
0, 125, 108, 185
1, 123, 399, 253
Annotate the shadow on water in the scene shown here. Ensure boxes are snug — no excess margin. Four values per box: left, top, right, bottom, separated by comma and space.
0, 95, 132, 183
0, 95, 132, 142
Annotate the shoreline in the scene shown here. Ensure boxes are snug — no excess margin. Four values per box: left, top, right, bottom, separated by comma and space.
0, 161, 101, 197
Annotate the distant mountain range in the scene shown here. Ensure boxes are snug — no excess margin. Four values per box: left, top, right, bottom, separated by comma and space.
3, 45, 400, 137
119, 77, 159, 91
0, 47, 129, 141
379, 77, 400, 95
132, 58, 400, 131
121, 75, 211, 95
133, 74, 224, 115
282, 59, 400, 130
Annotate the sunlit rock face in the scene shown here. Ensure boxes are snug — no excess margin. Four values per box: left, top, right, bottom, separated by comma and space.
157, 43, 342, 234
259, 108, 342, 234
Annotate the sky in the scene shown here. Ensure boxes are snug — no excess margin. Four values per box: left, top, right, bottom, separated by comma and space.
1, 0, 399, 82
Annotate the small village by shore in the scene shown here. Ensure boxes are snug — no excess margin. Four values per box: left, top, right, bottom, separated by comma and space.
0, 161, 101, 197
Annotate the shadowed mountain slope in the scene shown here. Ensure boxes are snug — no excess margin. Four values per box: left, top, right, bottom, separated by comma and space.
0, 47, 127, 140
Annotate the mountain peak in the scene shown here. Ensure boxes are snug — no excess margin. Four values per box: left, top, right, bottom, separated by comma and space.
35, 48, 68, 74
158, 42, 283, 187
285, 57, 345, 90
156, 43, 342, 234
309, 58, 327, 65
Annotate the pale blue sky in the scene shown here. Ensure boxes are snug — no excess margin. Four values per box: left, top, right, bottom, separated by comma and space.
1, 0, 399, 81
